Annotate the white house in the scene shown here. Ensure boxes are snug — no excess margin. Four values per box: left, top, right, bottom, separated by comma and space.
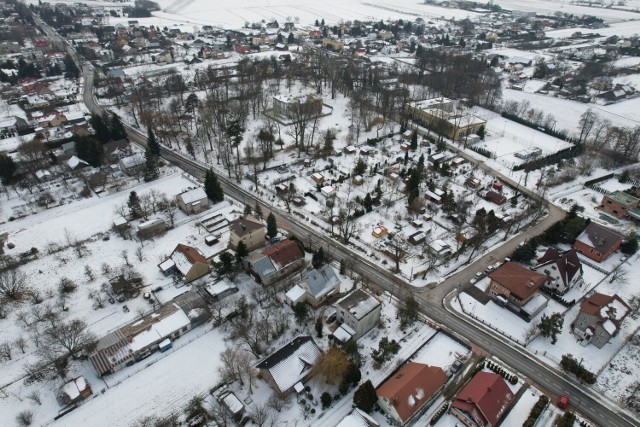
334, 288, 382, 341
532, 248, 584, 295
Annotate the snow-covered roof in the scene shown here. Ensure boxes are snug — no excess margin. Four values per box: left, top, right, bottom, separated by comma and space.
67, 155, 88, 169
285, 284, 307, 304
336, 288, 381, 320
301, 265, 340, 299
61, 377, 88, 401
158, 259, 175, 272
222, 392, 244, 414
256, 336, 321, 394
602, 319, 617, 335
171, 251, 193, 276
332, 324, 355, 343
337, 409, 380, 427
130, 306, 190, 352
178, 187, 207, 204
205, 280, 236, 297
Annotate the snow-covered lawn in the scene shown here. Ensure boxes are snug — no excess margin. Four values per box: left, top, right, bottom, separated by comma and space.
411, 331, 471, 370
597, 336, 640, 409
50, 327, 227, 427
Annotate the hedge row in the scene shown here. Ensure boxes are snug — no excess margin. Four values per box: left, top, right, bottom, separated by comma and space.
560, 354, 596, 384
512, 144, 584, 172
429, 403, 449, 426
501, 111, 575, 142
523, 395, 549, 427
486, 361, 518, 385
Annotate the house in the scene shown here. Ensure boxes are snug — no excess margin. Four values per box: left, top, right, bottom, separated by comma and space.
377, 362, 448, 425
334, 288, 382, 341
428, 239, 452, 258
532, 248, 583, 295
88, 330, 134, 376
311, 172, 324, 185
285, 264, 341, 307
247, 239, 304, 285
573, 293, 630, 348
485, 190, 506, 205
486, 262, 549, 320
372, 225, 388, 238
407, 230, 429, 246
405, 98, 486, 141
204, 279, 238, 302
229, 216, 266, 251
118, 153, 145, 176
104, 139, 131, 162
573, 222, 624, 263
176, 187, 209, 215
137, 218, 167, 240
256, 336, 322, 396
321, 186, 336, 197
158, 244, 210, 283
336, 408, 379, 427
219, 391, 245, 421
599, 191, 640, 220
272, 94, 323, 119
451, 371, 515, 427
59, 376, 92, 405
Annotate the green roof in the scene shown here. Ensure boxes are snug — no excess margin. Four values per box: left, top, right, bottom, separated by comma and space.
606, 191, 639, 207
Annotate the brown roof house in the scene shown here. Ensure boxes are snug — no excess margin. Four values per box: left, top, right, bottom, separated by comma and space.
229, 216, 266, 252
175, 187, 209, 215
59, 376, 92, 405
451, 371, 515, 427
256, 336, 321, 396
285, 264, 341, 307
532, 248, 584, 295
573, 222, 624, 263
486, 262, 549, 320
485, 190, 506, 206
247, 239, 305, 285
573, 293, 630, 348
158, 244, 210, 283
376, 362, 448, 425
599, 190, 640, 220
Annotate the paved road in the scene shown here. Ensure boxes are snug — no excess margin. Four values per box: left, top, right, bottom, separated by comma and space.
60, 21, 636, 425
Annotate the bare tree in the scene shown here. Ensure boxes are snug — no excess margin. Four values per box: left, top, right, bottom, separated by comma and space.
267, 393, 291, 413
135, 246, 144, 262
16, 410, 33, 427
14, 336, 27, 354
26, 390, 41, 405
42, 319, 96, 359
0, 341, 12, 361
0, 268, 29, 301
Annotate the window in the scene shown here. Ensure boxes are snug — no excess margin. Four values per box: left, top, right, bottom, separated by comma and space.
182, 326, 188, 333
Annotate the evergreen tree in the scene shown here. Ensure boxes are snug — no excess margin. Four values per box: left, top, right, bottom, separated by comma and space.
293, 302, 309, 324
147, 127, 160, 157
63, 53, 79, 79
143, 148, 159, 182
266, 213, 278, 238
254, 203, 263, 219
397, 294, 420, 330
477, 125, 485, 139
204, 169, 224, 203
287, 32, 295, 44
243, 204, 252, 216
353, 158, 367, 176
410, 130, 418, 150
218, 251, 234, 277
363, 193, 373, 212
90, 113, 110, 144
621, 233, 638, 255
315, 317, 323, 338
538, 313, 563, 345
75, 136, 104, 167
0, 152, 17, 185
312, 247, 325, 269
353, 380, 377, 413
109, 114, 127, 141
235, 240, 248, 261
127, 191, 142, 219
404, 150, 409, 165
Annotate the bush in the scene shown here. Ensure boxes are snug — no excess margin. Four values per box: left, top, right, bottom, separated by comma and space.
320, 392, 332, 409
16, 411, 33, 427
430, 403, 449, 425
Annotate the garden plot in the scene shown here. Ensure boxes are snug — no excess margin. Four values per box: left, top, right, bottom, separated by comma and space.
528, 252, 640, 374
471, 108, 575, 169
597, 336, 640, 411
454, 277, 568, 344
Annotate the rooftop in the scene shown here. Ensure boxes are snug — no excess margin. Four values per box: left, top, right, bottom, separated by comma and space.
488, 262, 547, 301
256, 336, 321, 393
575, 222, 624, 253
452, 371, 514, 427
604, 190, 639, 207
336, 288, 382, 320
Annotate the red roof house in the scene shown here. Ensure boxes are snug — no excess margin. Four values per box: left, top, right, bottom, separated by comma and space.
376, 362, 447, 425
451, 371, 515, 427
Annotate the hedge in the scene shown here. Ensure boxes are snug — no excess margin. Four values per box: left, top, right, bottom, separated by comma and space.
501, 111, 575, 142
523, 395, 549, 427
560, 354, 596, 384
512, 144, 584, 172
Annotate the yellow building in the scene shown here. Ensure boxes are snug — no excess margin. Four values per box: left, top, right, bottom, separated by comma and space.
405, 98, 486, 141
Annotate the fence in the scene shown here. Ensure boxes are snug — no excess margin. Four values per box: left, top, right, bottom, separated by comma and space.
457, 294, 527, 346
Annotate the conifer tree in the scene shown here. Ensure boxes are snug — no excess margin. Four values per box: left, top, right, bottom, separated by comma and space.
109, 114, 127, 141
204, 169, 224, 203
143, 148, 159, 182
147, 127, 160, 157
127, 191, 142, 219
266, 213, 278, 238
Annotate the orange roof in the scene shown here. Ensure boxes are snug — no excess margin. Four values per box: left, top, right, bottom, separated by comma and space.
376, 362, 447, 423
262, 239, 303, 268
488, 262, 547, 301
173, 244, 207, 265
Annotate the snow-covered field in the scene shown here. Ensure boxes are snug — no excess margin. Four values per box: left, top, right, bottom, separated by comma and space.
494, 0, 640, 23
